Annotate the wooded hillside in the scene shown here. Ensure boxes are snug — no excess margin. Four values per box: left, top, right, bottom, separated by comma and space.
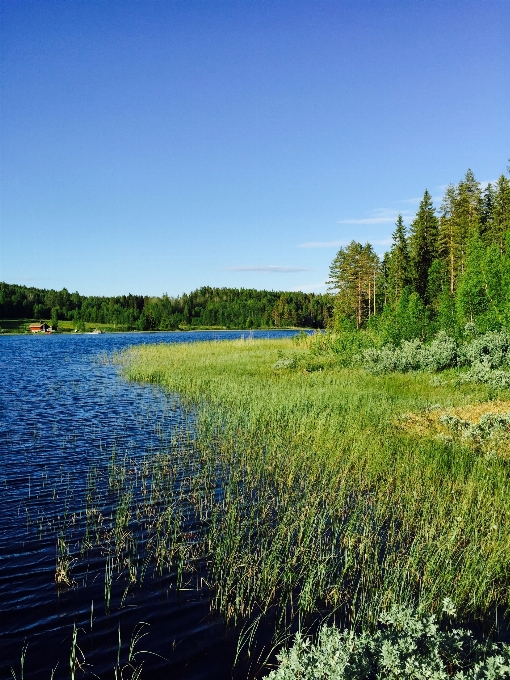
0, 283, 332, 330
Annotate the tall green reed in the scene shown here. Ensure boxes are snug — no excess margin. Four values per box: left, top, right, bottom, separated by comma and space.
118, 338, 510, 635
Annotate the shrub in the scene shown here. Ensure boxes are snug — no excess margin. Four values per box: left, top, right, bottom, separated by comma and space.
461, 331, 510, 370
265, 601, 510, 679
359, 331, 510, 385
273, 355, 299, 370
421, 331, 460, 372
361, 344, 400, 374
459, 363, 510, 389
360, 333, 459, 375
309, 331, 375, 367
440, 412, 510, 450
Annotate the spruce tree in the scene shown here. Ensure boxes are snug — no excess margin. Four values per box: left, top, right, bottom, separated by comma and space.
456, 168, 481, 241
438, 170, 481, 293
387, 214, 411, 304
438, 184, 458, 294
492, 174, 510, 252
408, 189, 438, 301
479, 182, 495, 243
380, 252, 390, 307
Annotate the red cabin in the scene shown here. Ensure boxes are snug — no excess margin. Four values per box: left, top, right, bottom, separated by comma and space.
29, 323, 50, 333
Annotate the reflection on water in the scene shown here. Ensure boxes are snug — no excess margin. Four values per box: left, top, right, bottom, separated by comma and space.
0, 330, 298, 679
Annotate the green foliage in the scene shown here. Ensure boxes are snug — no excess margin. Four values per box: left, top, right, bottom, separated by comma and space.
0, 282, 332, 331
326, 163, 510, 344
359, 329, 510, 390
386, 215, 412, 304
459, 364, 510, 389
273, 354, 299, 370
124, 338, 510, 638
308, 329, 375, 367
461, 331, 510, 369
361, 331, 459, 374
409, 189, 439, 301
456, 239, 510, 333
491, 175, 510, 251
265, 601, 510, 680
436, 290, 458, 336
328, 241, 380, 329
50, 307, 59, 330
375, 289, 429, 345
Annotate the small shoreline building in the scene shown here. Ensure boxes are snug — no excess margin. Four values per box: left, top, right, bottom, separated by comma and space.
29, 323, 51, 333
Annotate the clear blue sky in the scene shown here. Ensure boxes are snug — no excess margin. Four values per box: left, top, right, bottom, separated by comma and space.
1, 0, 509, 297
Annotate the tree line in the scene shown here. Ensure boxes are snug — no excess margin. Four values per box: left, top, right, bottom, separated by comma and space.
3, 163, 508, 336
0, 283, 332, 330
328, 165, 510, 342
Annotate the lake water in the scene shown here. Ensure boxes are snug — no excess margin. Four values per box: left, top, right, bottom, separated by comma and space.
0, 330, 300, 680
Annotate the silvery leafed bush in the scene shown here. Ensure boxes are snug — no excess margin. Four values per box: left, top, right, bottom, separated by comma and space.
460, 331, 510, 370
440, 412, 510, 446
273, 356, 298, 370
360, 330, 510, 386
459, 363, 510, 389
421, 331, 460, 372
265, 601, 510, 680
361, 332, 459, 375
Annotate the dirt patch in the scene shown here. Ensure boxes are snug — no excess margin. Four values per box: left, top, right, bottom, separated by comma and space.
396, 401, 510, 457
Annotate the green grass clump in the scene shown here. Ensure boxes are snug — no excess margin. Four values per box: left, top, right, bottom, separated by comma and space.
121, 338, 510, 633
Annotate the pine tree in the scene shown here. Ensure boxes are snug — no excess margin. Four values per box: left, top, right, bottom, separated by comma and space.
380, 252, 390, 307
386, 215, 411, 304
408, 189, 438, 301
438, 170, 481, 293
328, 241, 380, 328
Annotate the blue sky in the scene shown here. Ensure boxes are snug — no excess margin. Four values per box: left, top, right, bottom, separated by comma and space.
1, 0, 509, 297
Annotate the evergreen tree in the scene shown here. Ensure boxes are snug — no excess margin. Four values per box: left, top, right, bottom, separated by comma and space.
456, 168, 481, 237
479, 182, 495, 243
438, 184, 458, 294
492, 174, 510, 252
328, 241, 380, 328
380, 252, 391, 307
408, 190, 438, 300
386, 214, 411, 304
438, 170, 481, 293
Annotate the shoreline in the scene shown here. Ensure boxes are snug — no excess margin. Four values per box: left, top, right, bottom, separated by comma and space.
0, 325, 316, 336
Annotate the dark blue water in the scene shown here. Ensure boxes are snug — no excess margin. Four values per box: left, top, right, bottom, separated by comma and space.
0, 330, 299, 680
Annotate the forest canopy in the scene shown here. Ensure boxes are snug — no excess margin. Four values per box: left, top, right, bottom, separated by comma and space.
0, 283, 332, 331
328, 166, 510, 341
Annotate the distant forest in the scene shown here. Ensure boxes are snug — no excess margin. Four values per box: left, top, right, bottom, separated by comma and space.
3, 164, 509, 336
328, 166, 510, 340
0, 283, 332, 330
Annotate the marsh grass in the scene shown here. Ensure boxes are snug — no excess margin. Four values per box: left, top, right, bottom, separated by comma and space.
116, 337, 510, 639
25, 337, 510, 674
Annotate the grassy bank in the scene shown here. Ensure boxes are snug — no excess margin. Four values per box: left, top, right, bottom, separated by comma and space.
121, 337, 510, 634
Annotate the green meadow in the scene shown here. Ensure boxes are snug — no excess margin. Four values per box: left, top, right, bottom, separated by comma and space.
121, 336, 510, 635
